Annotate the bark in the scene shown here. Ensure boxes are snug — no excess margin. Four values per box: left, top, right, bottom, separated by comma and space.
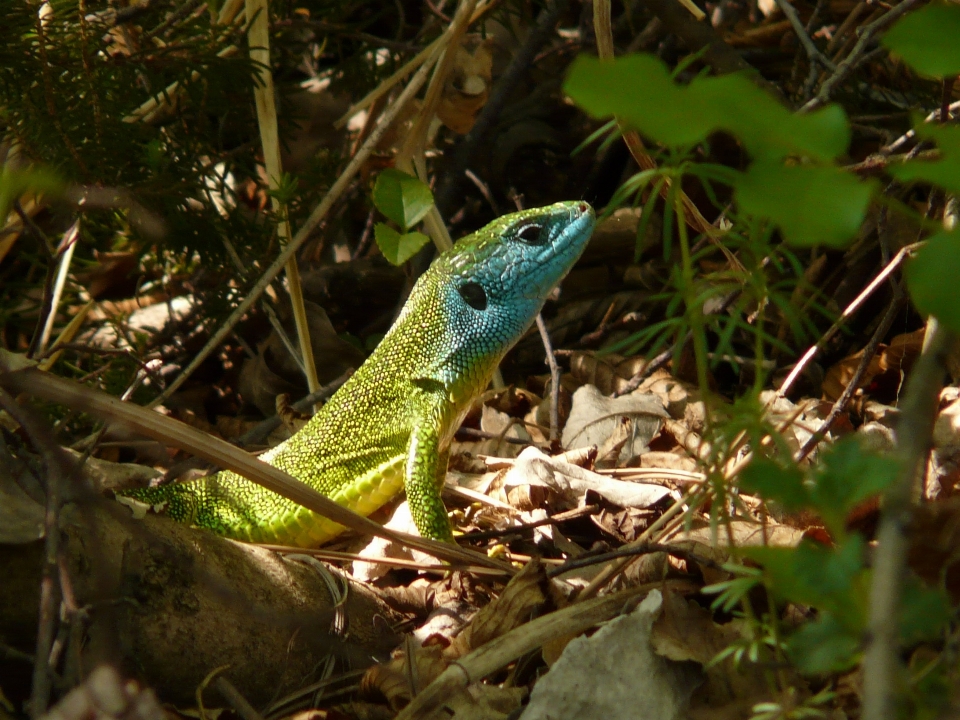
0, 499, 402, 707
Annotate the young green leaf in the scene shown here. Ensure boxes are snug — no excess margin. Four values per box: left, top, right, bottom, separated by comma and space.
372, 169, 435, 230
882, 1, 960, 78
906, 229, 960, 333
265, 172, 301, 206
374, 223, 430, 266
736, 163, 875, 247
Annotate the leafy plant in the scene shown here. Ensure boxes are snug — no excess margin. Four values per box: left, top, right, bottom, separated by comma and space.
371, 168, 435, 265
564, 0, 960, 701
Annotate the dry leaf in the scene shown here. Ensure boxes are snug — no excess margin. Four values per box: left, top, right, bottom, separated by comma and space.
907, 497, 960, 603
352, 502, 439, 582
561, 385, 669, 465
86, 295, 195, 349
638, 372, 701, 421
568, 352, 644, 396
474, 404, 531, 459
822, 328, 923, 402
362, 644, 449, 711
239, 301, 365, 416
447, 558, 548, 658
678, 520, 804, 550
437, 37, 493, 134
521, 590, 703, 720
503, 447, 676, 510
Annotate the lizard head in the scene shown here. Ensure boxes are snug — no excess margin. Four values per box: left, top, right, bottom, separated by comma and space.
420, 200, 596, 372
441, 198, 595, 302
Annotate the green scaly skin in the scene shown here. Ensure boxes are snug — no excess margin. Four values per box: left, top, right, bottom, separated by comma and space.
120, 201, 596, 546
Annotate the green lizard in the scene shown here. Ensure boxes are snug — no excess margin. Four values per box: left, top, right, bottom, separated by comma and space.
120, 201, 595, 546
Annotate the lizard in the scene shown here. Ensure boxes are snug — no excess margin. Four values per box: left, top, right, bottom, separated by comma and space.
119, 200, 596, 546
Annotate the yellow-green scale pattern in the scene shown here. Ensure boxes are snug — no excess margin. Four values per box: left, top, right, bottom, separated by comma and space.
121, 201, 596, 546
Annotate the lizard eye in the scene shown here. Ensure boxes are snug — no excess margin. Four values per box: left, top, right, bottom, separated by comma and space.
517, 224, 545, 245
458, 282, 488, 311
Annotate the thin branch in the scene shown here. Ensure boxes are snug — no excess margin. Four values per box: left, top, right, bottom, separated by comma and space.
547, 540, 725, 579
235, 369, 353, 447
149, 42, 444, 408
777, 242, 921, 399
794, 285, 904, 462
0, 388, 67, 718
434, 0, 567, 216
773, 0, 836, 72
535, 314, 561, 443
802, 0, 925, 112
861, 320, 955, 720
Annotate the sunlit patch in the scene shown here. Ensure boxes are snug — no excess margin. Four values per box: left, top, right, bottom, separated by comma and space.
115, 495, 151, 519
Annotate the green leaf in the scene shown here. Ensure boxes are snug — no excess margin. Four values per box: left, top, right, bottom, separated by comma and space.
906, 229, 960, 333
809, 439, 899, 535
702, 564, 763, 612
0, 166, 65, 225
786, 613, 861, 673
890, 122, 960, 194
374, 224, 430, 266
739, 459, 808, 511
745, 537, 867, 627
882, 2, 960, 78
565, 54, 710, 148
694, 74, 850, 162
736, 162, 875, 247
266, 172, 300, 206
372, 169, 434, 230
899, 578, 952, 644
564, 54, 850, 161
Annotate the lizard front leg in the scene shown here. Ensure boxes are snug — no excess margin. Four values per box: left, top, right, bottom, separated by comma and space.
405, 422, 455, 543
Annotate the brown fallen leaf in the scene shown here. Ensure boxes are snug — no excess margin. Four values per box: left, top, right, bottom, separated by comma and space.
527, 590, 704, 720
568, 351, 646, 396
561, 385, 669, 466
822, 328, 924, 402
436, 36, 493, 134
362, 643, 450, 711
446, 558, 548, 658
653, 587, 773, 709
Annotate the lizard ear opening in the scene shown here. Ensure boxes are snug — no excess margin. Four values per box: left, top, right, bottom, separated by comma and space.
458, 282, 488, 311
